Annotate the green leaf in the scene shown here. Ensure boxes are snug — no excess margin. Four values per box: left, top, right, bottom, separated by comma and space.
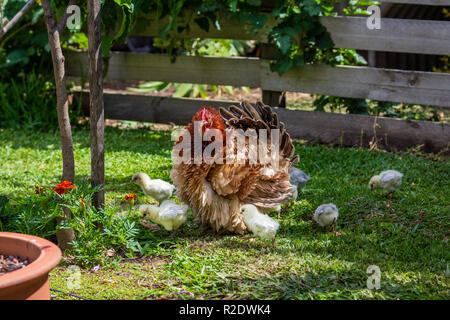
31, 33, 49, 48
102, 34, 113, 58
275, 35, 291, 54
5, 50, 29, 66
229, 0, 238, 12
173, 83, 193, 98
32, 7, 44, 24
113, 0, 133, 11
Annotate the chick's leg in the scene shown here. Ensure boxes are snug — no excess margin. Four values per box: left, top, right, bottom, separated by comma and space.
384, 191, 395, 199
329, 217, 337, 233
240, 236, 257, 240
280, 201, 294, 217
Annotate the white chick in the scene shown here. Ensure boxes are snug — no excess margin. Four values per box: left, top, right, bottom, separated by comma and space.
139, 200, 188, 232
369, 170, 403, 196
241, 204, 280, 247
131, 172, 175, 204
313, 203, 339, 231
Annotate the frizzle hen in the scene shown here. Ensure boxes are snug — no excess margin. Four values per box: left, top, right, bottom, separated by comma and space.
170, 101, 298, 234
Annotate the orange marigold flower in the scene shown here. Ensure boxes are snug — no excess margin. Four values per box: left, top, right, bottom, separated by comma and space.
59, 181, 76, 189
125, 193, 136, 201
53, 181, 76, 195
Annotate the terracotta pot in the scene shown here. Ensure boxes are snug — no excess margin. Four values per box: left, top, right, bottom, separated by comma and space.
0, 232, 61, 300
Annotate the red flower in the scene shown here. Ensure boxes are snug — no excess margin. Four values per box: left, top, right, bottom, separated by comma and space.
34, 185, 44, 194
125, 193, 136, 201
53, 181, 76, 195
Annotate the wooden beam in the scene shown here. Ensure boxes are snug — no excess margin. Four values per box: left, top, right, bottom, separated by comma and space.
76, 92, 450, 153
66, 51, 450, 108
87, 0, 105, 208
260, 62, 450, 108
319, 17, 450, 56
65, 51, 261, 87
130, 11, 275, 41
130, 11, 450, 55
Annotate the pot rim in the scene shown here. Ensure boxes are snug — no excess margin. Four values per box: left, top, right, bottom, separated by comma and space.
0, 232, 62, 289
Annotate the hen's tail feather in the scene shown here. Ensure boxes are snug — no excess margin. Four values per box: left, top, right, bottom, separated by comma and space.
220, 101, 295, 159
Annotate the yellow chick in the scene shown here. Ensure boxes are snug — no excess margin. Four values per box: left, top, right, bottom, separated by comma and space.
241, 204, 280, 247
131, 172, 175, 204
139, 200, 188, 232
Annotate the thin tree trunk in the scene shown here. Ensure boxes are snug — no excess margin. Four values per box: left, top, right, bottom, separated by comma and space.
42, 0, 77, 250
88, 0, 105, 210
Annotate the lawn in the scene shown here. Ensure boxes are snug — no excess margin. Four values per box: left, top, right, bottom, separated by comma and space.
0, 124, 448, 300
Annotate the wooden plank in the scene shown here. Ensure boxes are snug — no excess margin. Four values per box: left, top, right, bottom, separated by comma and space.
260, 62, 450, 108
130, 11, 275, 41
274, 108, 450, 153
130, 11, 450, 55
319, 16, 450, 55
379, 0, 450, 5
66, 51, 450, 108
65, 51, 261, 87
76, 92, 450, 153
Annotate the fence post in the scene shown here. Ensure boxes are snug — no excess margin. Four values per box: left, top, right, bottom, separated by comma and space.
260, 43, 286, 108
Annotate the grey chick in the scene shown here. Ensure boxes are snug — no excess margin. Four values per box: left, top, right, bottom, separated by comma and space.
278, 166, 310, 217
313, 203, 339, 231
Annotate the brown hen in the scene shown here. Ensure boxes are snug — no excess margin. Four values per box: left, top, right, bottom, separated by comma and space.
170, 101, 298, 234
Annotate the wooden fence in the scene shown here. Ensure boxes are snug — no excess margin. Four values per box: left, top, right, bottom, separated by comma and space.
66, 0, 450, 152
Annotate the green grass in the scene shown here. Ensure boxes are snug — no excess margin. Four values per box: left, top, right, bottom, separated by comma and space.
0, 125, 449, 300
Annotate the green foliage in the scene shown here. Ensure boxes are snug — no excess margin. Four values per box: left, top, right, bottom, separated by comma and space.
0, 71, 55, 129
1, 179, 148, 267
312, 95, 445, 122
135, 0, 341, 75
0, 0, 49, 76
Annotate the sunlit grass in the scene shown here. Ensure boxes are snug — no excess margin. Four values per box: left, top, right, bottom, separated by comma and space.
0, 126, 448, 300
